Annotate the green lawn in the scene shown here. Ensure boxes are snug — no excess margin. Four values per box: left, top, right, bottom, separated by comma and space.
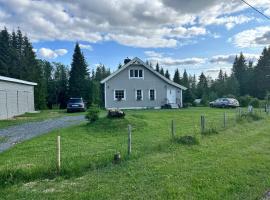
0, 109, 84, 129
0, 107, 269, 199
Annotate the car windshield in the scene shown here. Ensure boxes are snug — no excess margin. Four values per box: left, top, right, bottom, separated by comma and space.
68, 99, 82, 103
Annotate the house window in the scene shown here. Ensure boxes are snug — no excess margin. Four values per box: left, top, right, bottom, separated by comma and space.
136, 89, 143, 101
129, 69, 143, 79
149, 89, 155, 101
114, 90, 125, 101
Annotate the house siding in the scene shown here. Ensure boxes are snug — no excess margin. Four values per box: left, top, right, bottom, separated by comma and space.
105, 64, 182, 109
0, 80, 35, 119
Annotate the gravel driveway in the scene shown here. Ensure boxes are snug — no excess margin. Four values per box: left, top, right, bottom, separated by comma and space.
0, 115, 86, 152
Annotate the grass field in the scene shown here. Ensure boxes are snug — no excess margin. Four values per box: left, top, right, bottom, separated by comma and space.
0, 109, 84, 129
0, 107, 270, 199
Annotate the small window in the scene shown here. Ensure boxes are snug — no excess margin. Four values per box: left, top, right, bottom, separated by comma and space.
135, 70, 138, 77
130, 70, 134, 78
136, 90, 142, 101
129, 69, 144, 79
139, 70, 143, 77
115, 90, 125, 101
150, 89, 155, 101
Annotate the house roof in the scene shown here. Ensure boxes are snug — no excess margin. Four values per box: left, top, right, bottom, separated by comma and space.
0, 75, 37, 86
100, 57, 187, 90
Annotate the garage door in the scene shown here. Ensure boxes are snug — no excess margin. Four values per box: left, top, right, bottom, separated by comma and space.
0, 91, 7, 119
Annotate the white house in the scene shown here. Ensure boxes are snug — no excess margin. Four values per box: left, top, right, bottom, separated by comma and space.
101, 57, 187, 109
0, 75, 37, 120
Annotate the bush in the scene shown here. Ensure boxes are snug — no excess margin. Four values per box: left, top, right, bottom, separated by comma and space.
85, 106, 100, 123
238, 95, 260, 108
237, 112, 263, 123
107, 109, 125, 118
249, 98, 260, 108
175, 135, 199, 145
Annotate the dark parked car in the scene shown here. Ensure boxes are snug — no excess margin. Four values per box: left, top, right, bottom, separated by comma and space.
67, 98, 86, 112
209, 98, 239, 108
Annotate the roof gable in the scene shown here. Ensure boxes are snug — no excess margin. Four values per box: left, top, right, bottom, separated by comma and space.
100, 57, 187, 90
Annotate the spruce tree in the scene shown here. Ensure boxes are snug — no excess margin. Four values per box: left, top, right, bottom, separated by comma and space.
173, 69, 180, 84
182, 69, 189, 87
254, 47, 270, 98
0, 28, 10, 76
160, 67, 164, 76
165, 69, 170, 79
232, 53, 247, 96
69, 42, 89, 99
155, 63, 160, 72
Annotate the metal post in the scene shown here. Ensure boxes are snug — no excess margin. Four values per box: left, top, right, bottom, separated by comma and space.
171, 120, 175, 139
223, 112, 226, 128
201, 115, 205, 133
57, 136, 61, 173
128, 125, 132, 155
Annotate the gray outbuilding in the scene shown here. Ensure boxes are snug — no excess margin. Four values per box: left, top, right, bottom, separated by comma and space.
101, 57, 187, 109
0, 76, 37, 120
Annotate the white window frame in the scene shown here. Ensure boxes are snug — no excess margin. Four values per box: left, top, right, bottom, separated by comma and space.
135, 89, 143, 101
129, 69, 144, 79
114, 89, 126, 101
149, 89, 156, 101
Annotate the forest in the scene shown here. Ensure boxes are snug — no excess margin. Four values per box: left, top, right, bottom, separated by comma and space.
1, 27, 270, 109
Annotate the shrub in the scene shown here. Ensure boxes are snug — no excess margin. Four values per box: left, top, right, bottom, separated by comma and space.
85, 106, 100, 123
175, 135, 199, 145
107, 109, 125, 118
249, 98, 260, 108
237, 112, 263, 123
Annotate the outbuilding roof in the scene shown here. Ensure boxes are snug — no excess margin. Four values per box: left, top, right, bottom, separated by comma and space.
0, 75, 37, 86
100, 57, 187, 90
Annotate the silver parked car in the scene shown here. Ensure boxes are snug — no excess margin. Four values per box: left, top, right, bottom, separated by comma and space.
209, 98, 239, 108
67, 98, 86, 112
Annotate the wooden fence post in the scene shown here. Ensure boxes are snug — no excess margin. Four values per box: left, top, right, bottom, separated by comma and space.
171, 120, 175, 139
223, 112, 226, 128
56, 136, 61, 173
128, 125, 132, 155
200, 115, 205, 134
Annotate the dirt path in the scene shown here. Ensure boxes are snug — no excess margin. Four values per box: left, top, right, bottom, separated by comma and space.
0, 115, 86, 152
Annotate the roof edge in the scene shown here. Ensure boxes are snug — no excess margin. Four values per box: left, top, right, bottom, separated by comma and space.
0, 76, 37, 86
101, 57, 187, 90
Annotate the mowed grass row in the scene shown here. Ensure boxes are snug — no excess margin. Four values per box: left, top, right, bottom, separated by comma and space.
0, 107, 270, 199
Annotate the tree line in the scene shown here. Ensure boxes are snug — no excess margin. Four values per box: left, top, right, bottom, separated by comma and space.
0, 28, 110, 109
1, 27, 270, 109
153, 49, 270, 105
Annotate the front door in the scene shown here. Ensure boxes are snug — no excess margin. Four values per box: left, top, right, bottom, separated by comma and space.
167, 89, 176, 104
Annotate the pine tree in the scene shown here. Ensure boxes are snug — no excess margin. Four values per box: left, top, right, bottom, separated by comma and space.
0, 28, 10, 76
182, 69, 189, 87
69, 42, 89, 100
155, 63, 160, 72
54, 62, 69, 109
165, 69, 170, 79
173, 69, 180, 84
160, 67, 164, 76
197, 72, 208, 98
232, 53, 248, 96
253, 47, 270, 98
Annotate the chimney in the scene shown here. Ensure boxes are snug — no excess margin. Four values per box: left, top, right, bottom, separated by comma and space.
124, 57, 131, 65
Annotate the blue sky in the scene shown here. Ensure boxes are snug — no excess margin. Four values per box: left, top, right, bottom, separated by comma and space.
0, 0, 270, 78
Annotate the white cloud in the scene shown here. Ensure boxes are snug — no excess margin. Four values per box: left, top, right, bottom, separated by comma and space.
38, 48, 68, 59
231, 26, 270, 48
0, 0, 267, 48
145, 51, 206, 66
210, 53, 259, 64
54, 49, 68, 56
79, 44, 93, 51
